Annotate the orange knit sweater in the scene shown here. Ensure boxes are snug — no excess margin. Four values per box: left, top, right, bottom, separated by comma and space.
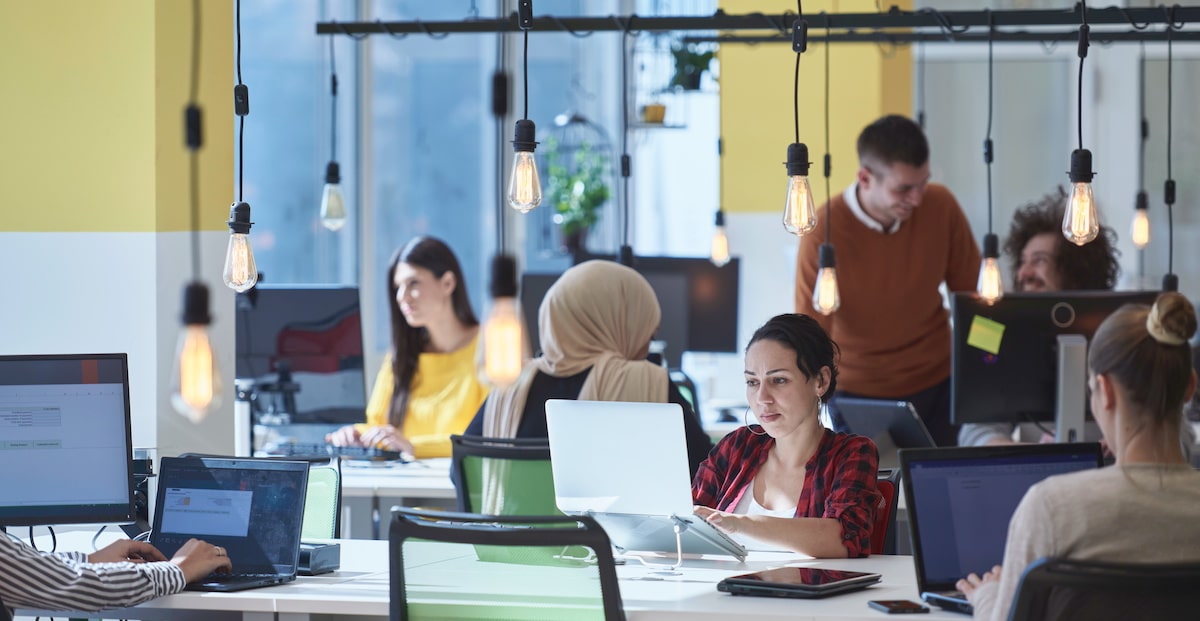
795, 183, 980, 397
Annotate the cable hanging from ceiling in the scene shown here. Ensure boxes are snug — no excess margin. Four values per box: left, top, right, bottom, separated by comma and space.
783, 1, 816, 238
976, 10, 1003, 306
320, 27, 347, 232
1131, 40, 1150, 258
1161, 5, 1180, 293
223, 0, 258, 293
1062, 0, 1099, 247
812, 13, 839, 317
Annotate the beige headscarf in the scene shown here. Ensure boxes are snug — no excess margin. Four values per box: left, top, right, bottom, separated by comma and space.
482, 260, 669, 438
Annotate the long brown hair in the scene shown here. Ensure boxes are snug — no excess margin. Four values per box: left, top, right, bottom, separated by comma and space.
387, 236, 477, 428
1088, 292, 1197, 428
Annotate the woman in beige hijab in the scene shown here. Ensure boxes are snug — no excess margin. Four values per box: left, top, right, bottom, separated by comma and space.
463, 260, 713, 475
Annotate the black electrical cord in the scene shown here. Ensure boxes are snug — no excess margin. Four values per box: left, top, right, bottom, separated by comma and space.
823, 15, 832, 240
495, 12, 507, 255
620, 25, 631, 251
916, 39, 925, 128
1164, 6, 1176, 280
522, 29, 529, 121
329, 35, 338, 164
793, 0, 801, 145
236, 0, 245, 203
1077, 1, 1087, 152
189, 0, 202, 281
985, 10, 994, 238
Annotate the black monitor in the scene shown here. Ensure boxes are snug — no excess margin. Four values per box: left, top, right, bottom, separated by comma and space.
235, 284, 366, 424
520, 256, 739, 368
0, 354, 135, 526
951, 291, 1159, 427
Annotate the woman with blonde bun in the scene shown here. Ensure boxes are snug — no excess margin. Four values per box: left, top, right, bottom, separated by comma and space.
960, 292, 1200, 621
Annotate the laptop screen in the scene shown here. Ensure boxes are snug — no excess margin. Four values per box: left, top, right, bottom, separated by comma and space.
901, 444, 1102, 590
152, 457, 309, 575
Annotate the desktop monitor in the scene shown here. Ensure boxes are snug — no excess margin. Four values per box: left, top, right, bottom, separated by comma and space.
235, 284, 366, 424
951, 290, 1159, 427
520, 256, 739, 368
0, 354, 135, 526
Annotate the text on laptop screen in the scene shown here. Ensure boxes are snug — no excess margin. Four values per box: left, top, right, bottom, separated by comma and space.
910, 452, 1099, 585
0, 354, 134, 526
154, 460, 306, 574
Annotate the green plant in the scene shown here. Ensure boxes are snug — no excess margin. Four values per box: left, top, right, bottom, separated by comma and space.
544, 138, 610, 237
670, 42, 715, 90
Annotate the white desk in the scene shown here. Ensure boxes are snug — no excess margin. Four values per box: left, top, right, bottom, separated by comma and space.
339, 458, 457, 539
21, 539, 967, 621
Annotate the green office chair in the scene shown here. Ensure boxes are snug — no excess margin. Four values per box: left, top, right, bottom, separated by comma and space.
389, 507, 626, 621
301, 459, 342, 539
1007, 557, 1200, 621
450, 435, 557, 516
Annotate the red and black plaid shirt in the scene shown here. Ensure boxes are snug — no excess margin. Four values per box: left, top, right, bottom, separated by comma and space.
691, 427, 881, 558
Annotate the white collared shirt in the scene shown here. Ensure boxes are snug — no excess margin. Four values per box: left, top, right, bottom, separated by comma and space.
844, 182, 902, 235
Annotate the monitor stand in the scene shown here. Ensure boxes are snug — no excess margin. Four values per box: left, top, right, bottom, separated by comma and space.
1054, 334, 1088, 443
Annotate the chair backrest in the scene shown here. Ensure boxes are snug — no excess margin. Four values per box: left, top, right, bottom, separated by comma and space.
302, 460, 342, 539
450, 435, 556, 515
1008, 557, 1200, 621
389, 507, 626, 621
668, 369, 700, 419
871, 468, 901, 555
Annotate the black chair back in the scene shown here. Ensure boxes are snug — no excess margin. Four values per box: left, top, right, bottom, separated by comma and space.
1008, 557, 1200, 621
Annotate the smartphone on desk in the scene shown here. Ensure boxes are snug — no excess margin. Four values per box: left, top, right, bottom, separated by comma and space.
868, 599, 930, 614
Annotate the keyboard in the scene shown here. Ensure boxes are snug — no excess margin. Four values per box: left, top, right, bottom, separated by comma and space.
265, 442, 407, 462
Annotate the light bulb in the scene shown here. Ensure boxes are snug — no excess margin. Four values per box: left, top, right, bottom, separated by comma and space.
1131, 208, 1149, 250
782, 143, 817, 236
711, 210, 730, 267
1062, 149, 1099, 246
813, 243, 840, 316
480, 297, 529, 388
172, 283, 222, 423
320, 161, 346, 231
507, 119, 542, 213
977, 258, 1003, 305
223, 202, 258, 293
977, 233, 1003, 305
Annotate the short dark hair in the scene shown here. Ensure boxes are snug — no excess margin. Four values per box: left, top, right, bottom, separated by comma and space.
1003, 187, 1120, 290
747, 313, 840, 402
856, 114, 929, 170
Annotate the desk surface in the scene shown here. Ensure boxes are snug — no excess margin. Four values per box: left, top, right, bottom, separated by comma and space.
339, 457, 456, 500
25, 538, 967, 621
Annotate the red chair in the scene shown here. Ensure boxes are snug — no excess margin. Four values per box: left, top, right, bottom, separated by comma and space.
870, 469, 901, 555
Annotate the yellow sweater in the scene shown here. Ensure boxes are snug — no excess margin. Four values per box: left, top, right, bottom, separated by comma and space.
359, 335, 488, 458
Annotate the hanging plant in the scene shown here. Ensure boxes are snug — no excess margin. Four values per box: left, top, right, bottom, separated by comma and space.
670, 42, 715, 91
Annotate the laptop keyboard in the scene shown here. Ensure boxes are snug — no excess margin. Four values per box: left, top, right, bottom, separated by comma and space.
265, 443, 406, 462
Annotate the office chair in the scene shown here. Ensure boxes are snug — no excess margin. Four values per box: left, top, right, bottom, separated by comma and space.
668, 369, 701, 422
870, 468, 901, 555
1007, 557, 1200, 621
389, 508, 626, 621
449, 435, 556, 516
301, 460, 342, 539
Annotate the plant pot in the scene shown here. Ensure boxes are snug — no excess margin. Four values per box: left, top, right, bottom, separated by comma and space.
673, 65, 704, 91
640, 103, 666, 124
561, 227, 589, 256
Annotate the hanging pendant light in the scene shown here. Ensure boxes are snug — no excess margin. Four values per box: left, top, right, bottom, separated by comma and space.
1061, 10, 1099, 247
507, 1, 542, 214
1161, 10, 1179, 292
321, 33, 347, 231
224, 1, 258, 290
976, 13, 1003, 305
480, 255, 530, 388
782, 12, 816, 236
813, 14, 839, 316
710, 210, 730, 267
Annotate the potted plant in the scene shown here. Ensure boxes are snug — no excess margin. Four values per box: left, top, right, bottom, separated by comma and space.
544, 138, 611, 254
670, 42, 715, 91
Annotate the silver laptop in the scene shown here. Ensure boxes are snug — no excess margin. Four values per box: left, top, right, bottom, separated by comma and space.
151, 457, 309, 592
545, 399, 747, 561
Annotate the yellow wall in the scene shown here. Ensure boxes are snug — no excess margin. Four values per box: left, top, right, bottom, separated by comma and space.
720, 0, 912, 214
0, 0, 232, 232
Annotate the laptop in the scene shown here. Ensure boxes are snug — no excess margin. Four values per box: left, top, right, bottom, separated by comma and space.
151, 457, 310, 592
900, 443, 1104, 614
835, 397, 936, 469
545, 399, 747, 561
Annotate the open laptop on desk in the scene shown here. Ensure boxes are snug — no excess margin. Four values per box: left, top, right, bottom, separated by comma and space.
900, 443, 1103, 614
835, 397, 936, 469
151, 457, 309, 592
545, 399, 747, 561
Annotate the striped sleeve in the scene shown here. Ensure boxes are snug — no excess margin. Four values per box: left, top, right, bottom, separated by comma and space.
0, 535, 186, 613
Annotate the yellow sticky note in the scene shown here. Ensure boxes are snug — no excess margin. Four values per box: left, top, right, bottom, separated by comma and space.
966, 315, 1005, 355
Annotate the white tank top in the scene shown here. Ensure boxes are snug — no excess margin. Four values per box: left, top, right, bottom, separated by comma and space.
728, 479, 796, 550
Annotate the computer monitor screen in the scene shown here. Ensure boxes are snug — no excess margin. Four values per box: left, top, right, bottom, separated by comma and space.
520, 256, 738, 368
235, 285, 365, 424
0, 354, 135, 526
951, 291, 1159, 425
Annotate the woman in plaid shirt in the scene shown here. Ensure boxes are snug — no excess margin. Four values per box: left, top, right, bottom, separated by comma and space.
692, 313, 882, 558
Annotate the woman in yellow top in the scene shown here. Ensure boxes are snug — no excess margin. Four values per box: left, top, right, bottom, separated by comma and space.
327, 236, 488, 458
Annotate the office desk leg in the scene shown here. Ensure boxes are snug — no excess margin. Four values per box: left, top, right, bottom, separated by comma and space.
372, 493, 380, 540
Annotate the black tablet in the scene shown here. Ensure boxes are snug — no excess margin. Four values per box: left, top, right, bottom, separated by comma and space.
717, 567, 881, 599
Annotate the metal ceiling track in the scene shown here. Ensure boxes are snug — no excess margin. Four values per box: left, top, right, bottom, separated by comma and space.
316, 4, 1200, 39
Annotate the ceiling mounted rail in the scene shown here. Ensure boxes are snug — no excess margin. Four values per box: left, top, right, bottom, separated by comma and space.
681, 29, 1200, 46
316, 5, 1199, 37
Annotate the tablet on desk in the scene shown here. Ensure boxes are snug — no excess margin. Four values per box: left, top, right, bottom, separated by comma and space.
717, 567, 881, 599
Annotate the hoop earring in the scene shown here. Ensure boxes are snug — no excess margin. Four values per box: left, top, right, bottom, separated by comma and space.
744, 407, 768, 436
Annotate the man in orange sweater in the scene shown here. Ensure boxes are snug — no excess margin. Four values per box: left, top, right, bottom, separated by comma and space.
795, 115, 980, 446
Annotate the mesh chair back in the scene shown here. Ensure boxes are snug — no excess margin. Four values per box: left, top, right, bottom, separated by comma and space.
450, 435, 557, 515
871, 468, 900, 555
1007, 557, 1200, 621
302, 461, 341, 539
389, 508, 626, 621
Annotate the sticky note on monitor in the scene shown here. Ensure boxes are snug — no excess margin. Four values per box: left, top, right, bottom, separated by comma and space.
966, 315, 1005, 355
